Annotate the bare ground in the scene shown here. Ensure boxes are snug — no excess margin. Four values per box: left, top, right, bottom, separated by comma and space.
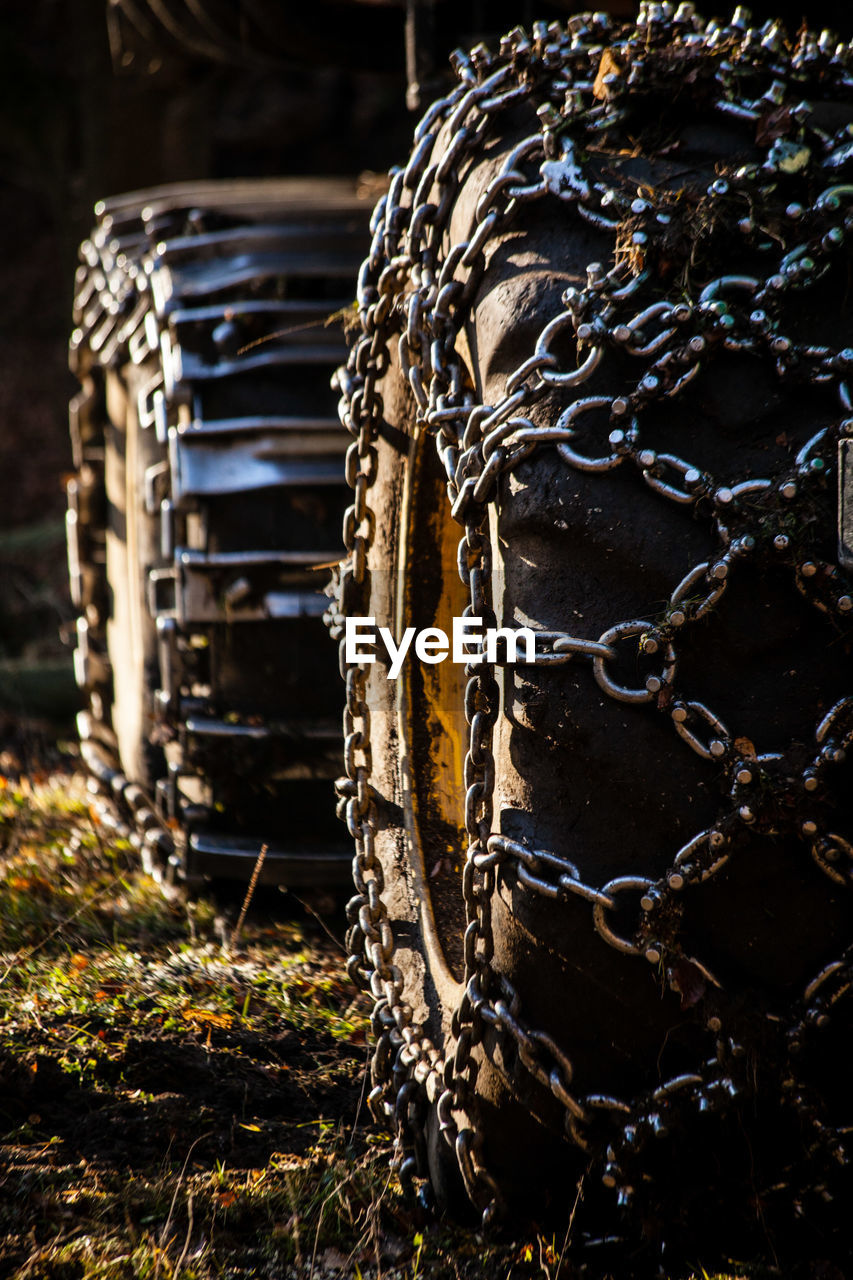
0, 764, 577, 1280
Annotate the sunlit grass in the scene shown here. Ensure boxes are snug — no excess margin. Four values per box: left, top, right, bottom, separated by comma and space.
0, 771, 755, 1278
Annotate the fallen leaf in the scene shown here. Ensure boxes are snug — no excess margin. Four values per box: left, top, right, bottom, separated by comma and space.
94, 982, 125, 1001
734, 736, 757, 760
183, 1008, 233, 1030
593, 47, 623, 101
269, 1154, 312, 1172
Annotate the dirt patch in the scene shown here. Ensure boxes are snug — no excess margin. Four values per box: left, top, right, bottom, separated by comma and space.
0, 1023, 364, 1172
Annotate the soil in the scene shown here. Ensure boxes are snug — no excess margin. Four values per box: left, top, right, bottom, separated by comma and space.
0, 1024, 364, 1176
0, 921, 387, 1279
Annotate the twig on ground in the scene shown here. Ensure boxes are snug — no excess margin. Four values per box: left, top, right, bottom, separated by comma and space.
172, 1191, 195, 1277
229, 843, 267, 951
0, 871, 123, 987
157, 1134, 212, 1279
350, 1040, 372, 1137
288, 890, 347, 955
562, 1171, 587, 1265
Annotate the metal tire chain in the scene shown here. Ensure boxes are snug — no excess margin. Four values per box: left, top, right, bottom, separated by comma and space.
331, 3, 853, 1232
69, 224, 182, 886
69, 207, 251, 885
69, 196, 355, 888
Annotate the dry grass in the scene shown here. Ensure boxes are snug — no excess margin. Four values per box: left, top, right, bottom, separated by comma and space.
0, 766, 762, 1279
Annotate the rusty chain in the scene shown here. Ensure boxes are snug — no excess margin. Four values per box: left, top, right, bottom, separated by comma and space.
330, 3, 853, 1235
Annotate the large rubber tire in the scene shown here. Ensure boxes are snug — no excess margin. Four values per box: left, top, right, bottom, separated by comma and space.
69, 179, 368, 886
347, 23, 853, 1270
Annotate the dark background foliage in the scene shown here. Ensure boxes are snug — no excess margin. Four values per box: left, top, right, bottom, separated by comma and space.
0, 0, 851, 711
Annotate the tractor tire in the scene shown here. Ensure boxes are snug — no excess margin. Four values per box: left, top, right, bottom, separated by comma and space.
68, 179, 370, 887
334, 12, 853, 1268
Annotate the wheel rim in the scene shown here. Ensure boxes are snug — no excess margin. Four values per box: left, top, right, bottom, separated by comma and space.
399, 423, 470, 985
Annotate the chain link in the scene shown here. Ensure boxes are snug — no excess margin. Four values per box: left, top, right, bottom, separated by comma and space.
332, 3, 853, 1236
